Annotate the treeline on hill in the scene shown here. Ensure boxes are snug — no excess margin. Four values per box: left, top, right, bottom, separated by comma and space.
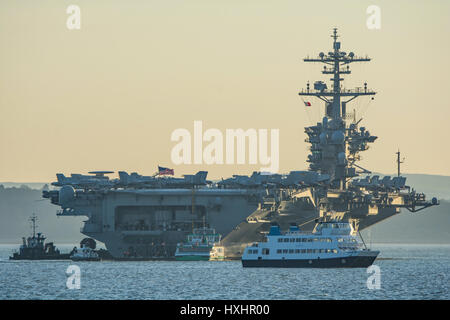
0, 185, 85, 243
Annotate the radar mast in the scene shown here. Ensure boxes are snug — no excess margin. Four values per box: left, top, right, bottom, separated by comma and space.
299, 28, 377, 190
29, 213, 38, 238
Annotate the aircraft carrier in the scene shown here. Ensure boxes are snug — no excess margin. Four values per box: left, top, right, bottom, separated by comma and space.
42, 29, 438, 259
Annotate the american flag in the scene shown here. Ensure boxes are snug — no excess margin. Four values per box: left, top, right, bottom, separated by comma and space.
158, 166, 174, 176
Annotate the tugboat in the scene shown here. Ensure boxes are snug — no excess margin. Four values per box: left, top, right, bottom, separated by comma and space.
9, 214, 71, 260
241, 219, 379, 268
175, 227, 222, 261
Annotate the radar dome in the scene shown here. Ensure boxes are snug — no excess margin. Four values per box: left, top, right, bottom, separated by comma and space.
331, 130, 345, 144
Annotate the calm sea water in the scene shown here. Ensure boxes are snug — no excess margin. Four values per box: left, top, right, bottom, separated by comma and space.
0, 244, 449, 300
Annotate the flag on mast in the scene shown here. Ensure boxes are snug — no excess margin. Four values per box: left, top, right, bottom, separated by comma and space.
304, 101, 311, 107
158, 166, 174, 176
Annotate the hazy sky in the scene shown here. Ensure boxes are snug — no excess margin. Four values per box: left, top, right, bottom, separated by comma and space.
1, 0, 449, 182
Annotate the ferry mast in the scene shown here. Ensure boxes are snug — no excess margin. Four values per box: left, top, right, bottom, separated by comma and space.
299, 28, 376, 190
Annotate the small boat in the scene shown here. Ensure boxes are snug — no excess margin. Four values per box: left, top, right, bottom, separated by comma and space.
9, 214, 70, 260
210, 245, 225, 261
70, 245, 101, 261
175, 227, 222, 261
241, 220, 379, 268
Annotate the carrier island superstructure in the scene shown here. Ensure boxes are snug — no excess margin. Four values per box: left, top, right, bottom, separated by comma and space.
42, 29, 438, 259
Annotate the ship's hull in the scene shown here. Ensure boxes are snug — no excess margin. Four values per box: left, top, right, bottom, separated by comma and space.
175, 245, 213, 261
70, 257, 101, 262
242, 252, 379, 268
9, 253, 71, 260
71, 188, 261, 259
242, 255, 378, 268
175, 255, 210, 261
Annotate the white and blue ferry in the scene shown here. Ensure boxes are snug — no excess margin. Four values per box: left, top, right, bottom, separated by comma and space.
241, 221, 379, 268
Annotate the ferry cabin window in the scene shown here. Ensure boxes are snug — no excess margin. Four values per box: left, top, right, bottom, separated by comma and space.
302, 238, 307, 242
295, 238, 301, 242
262, 248, 270, 255
301, 249, 306, 253
288, 249, 294, 253
290, 238, 295, 242
277, 238, 282, 243
283, 238, 289, 242
277, 249, 282, 254
295, 249, 300, 253
282, 249, 288, 254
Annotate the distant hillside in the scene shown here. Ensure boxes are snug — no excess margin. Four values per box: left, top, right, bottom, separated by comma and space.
386, 174, 450, 200
0, 185, 85, 244
361, 200, 450, 244
0, 182, 50, 190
